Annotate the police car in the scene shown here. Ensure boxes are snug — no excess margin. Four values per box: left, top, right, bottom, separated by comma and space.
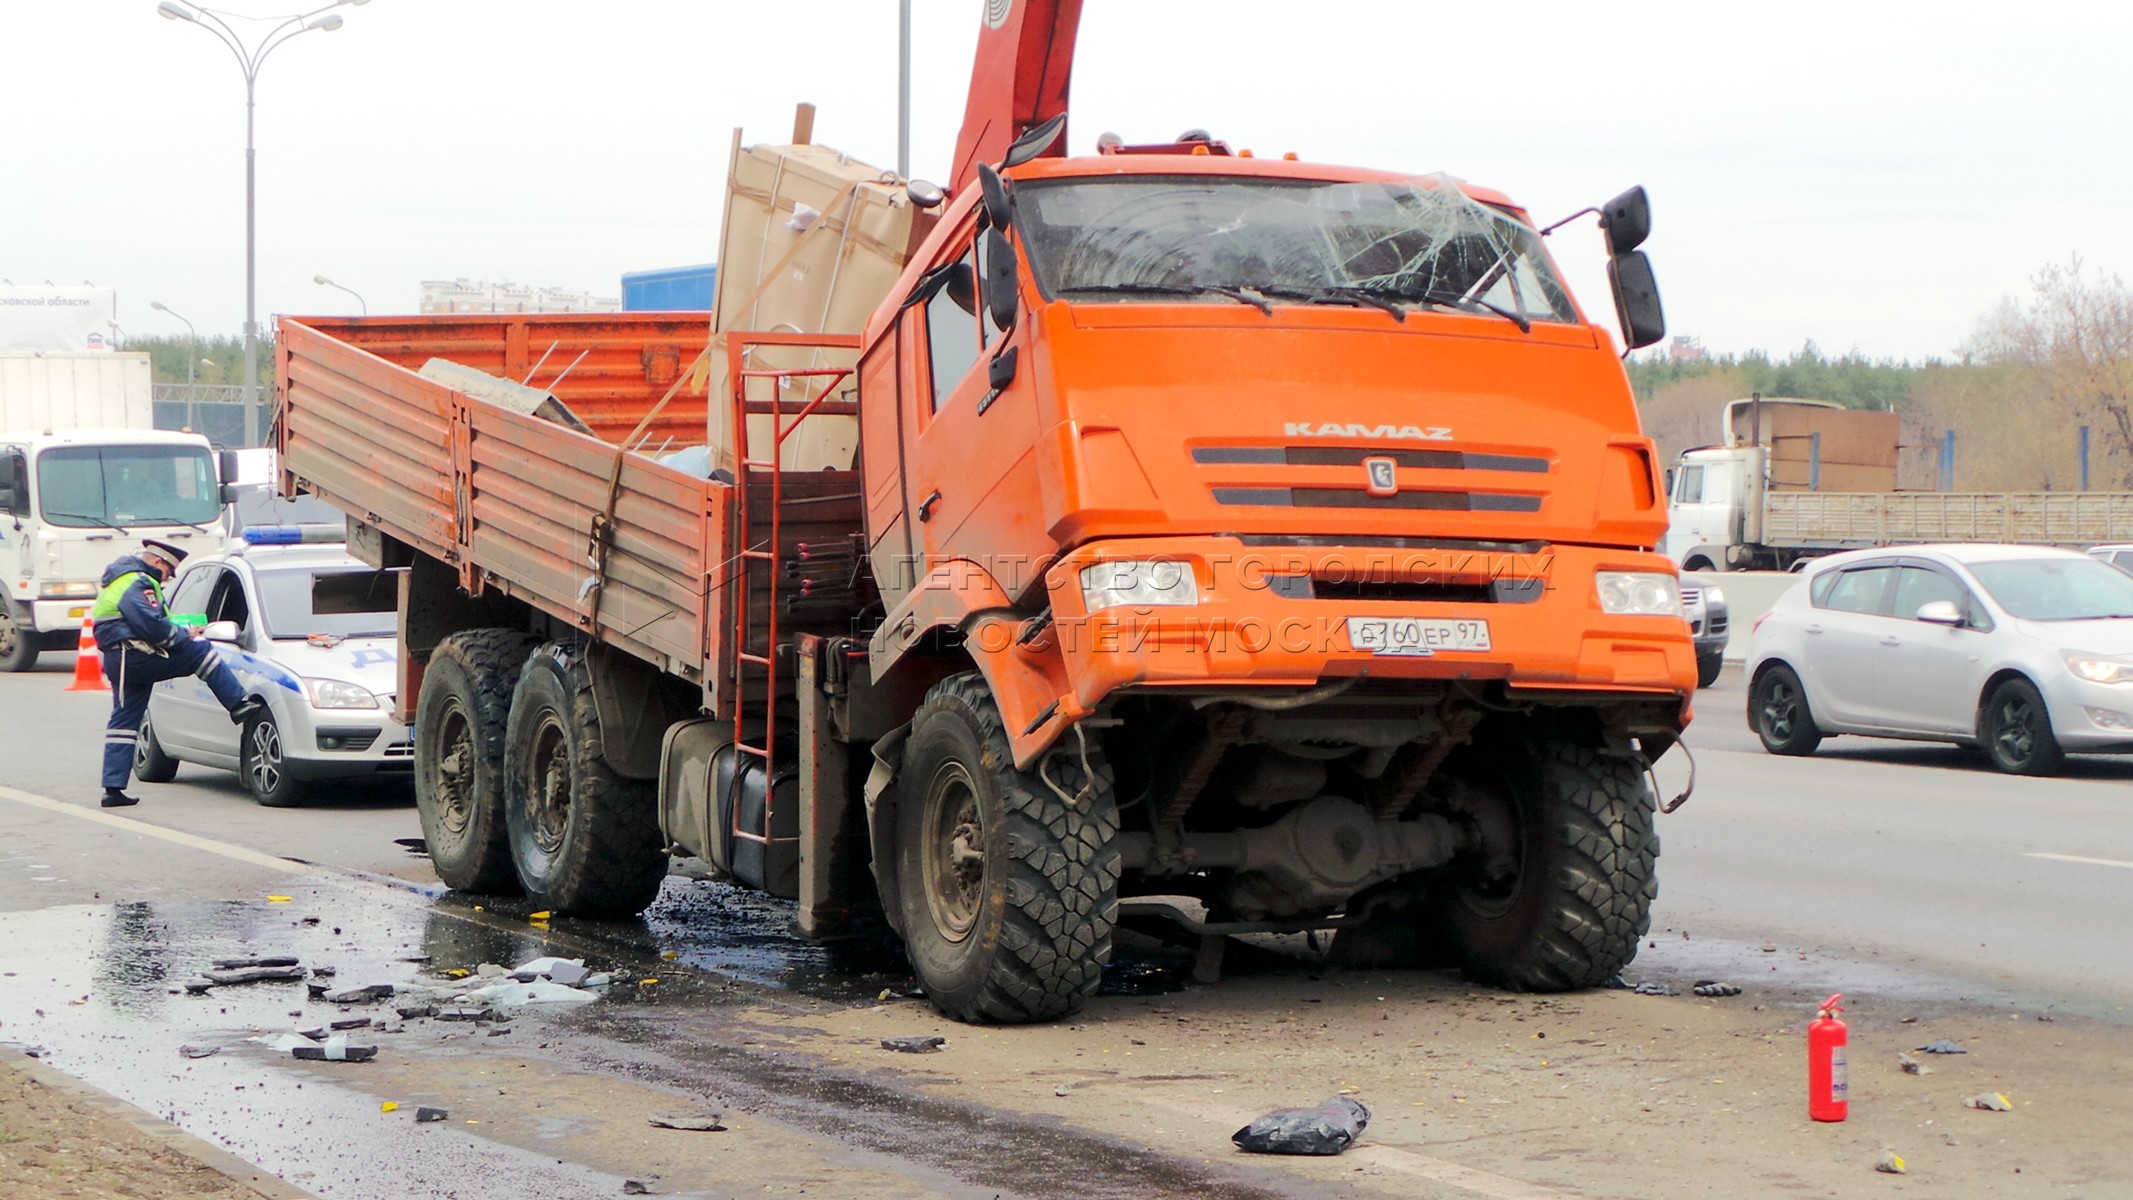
137, 530, 410, 805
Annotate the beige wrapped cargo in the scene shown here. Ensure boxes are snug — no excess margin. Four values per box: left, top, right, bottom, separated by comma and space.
706, 123, 933, 473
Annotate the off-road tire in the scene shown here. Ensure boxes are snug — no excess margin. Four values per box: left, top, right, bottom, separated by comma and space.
0, 609, 37, 673
134, 715, 180, 784
1444, 738, 1658, 991
1696, 649, 1724, 689
415, 629, 540, 894
242, 709, 306, 807
502, 642, 667, 917
1979, 677, 2065, 776
894, 672, 1120, 1024
1751, 663, 1823, 756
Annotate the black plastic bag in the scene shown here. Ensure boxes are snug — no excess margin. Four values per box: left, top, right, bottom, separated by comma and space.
1231, 1096, 1370, 1155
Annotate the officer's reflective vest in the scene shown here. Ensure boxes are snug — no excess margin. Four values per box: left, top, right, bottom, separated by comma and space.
90, 571, 164, 623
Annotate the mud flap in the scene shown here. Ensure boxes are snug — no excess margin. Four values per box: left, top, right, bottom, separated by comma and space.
863, 722, 910, 936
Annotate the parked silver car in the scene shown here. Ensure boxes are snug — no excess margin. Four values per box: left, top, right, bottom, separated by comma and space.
136, 542, 409, 805
1746, 544, 2133, 774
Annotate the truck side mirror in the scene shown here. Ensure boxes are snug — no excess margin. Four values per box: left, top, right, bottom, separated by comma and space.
1600, 185, 1651, 255
218, 447, 240, 485
1608, 251, 1666, 350
980, 227, 1020, 332
977, 163, 1013, 231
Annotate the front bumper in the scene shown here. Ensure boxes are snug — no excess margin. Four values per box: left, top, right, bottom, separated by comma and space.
2041, 674, 2133, 752
31, 598, 97, 635
276, 699, 414, 780
1046, 537, 1696, 719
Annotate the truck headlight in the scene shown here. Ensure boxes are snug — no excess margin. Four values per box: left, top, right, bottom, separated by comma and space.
1080, 560, 1199, 613
2066, 654, 2133, 684
305, 678, 380, 709
38, 581, 96, 599
1596, 572, 1681, 616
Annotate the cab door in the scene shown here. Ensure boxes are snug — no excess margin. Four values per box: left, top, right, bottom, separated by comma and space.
903, 222, 1051, 599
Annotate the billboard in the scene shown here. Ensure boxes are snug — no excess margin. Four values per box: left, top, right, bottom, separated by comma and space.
0, 285, 119, 352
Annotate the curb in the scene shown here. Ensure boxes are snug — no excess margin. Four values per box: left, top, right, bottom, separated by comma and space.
0, 1046, 315, 1200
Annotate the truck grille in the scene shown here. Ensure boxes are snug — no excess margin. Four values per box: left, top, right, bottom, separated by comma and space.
1196, 444, 1548, 513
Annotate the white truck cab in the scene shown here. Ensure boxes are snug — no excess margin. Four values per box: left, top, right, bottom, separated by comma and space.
0, 428, 233, 671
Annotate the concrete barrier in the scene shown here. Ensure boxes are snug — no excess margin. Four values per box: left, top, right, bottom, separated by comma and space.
1685, 570, 1802, 661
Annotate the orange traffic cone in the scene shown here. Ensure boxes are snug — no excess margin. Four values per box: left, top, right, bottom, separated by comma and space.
65, 615, 107, 693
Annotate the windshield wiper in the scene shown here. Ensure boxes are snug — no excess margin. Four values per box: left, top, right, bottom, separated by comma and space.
132, 515, 217, 534
1340, 283, 1531, 333
1060, 283, 1273, 316
1259, 284, 1405, 321
42, 510, 128, 532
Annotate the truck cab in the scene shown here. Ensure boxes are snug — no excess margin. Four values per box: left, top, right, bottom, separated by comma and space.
0, 429, 230, 670
1665, 445, 1752, 571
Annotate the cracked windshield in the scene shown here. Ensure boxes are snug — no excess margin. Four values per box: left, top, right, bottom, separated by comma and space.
1016, 173, 1578, 326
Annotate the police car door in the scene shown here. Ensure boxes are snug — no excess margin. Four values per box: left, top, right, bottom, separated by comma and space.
149, 564, 220, 756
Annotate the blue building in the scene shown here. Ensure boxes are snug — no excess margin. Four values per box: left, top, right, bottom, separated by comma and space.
621, 264, 717, 311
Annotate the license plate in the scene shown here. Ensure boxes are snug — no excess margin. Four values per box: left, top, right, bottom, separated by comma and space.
1345, 617, 1492, 656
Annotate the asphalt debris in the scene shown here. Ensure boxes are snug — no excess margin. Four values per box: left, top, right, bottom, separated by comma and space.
1692, 981, 1742, 997
1918, 1039, 1969, 1054
880, 1035, 946, 1054
1874, 1148, 1908, 1174
1964, 1092, 2013, 1112
1898, 1052, 1931, 1076
647, 1112, 726, 1132
177, 1044, 219, 1059
1233, 1096, 1372, 1156
202, 965, 306, 986
414, 1106, 449, 1123
211, 956, 299, 970
323, 984, 397, 1004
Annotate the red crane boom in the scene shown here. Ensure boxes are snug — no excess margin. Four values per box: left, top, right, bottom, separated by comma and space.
949, 0, 1083, 192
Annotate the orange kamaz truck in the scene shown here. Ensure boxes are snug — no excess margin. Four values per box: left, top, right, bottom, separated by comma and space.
276, 0, 1691, 1024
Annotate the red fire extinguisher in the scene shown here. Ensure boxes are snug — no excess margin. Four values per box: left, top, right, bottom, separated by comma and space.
1808, 992, 1849, 1122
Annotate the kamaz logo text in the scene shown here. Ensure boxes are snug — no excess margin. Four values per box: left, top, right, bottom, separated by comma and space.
1283, 422, 1452, 441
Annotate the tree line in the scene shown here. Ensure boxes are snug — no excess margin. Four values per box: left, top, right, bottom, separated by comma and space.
1633, 260, 2133, 492
118, 333, 259, 388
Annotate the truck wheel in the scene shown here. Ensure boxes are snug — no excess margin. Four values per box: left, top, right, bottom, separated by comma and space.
1751, 664, 1823, 755
134, 715, 180, 784
1979, 677, 2065, 776
1444, 738, 1658, 991
242, 709, 307, 808
1696, 648, 1724, 689
0, 611, 37, 673
503, 642, 668, 918
415, 629, 539, 895
894, 672, 1120, 1024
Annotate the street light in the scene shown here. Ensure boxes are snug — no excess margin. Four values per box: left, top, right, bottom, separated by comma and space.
150, 300, 200, 394
156, 0, 370, 444
313, 274, 367, 315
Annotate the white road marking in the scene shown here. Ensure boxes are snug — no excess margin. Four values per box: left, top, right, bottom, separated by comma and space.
0, 784, 309, 875
2025, 852, 2133, 871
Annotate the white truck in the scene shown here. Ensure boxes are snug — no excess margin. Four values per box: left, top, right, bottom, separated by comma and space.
1665, 396, 2133, 572
3, 354, 241, 669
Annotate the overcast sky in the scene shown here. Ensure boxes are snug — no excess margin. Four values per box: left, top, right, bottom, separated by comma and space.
6, 0, 2129, 363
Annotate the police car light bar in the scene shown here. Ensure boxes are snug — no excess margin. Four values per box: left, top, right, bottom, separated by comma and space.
241, 524, 343, 546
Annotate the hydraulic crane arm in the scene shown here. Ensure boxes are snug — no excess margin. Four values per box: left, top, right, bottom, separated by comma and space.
949, 0, 1084, 193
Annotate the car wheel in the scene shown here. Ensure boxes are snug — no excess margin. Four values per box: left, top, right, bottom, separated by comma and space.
1696, 648, 1724, 689
242, 709, 306, 807
1751, 665, 1823, 755
134, 715, 180, 784
1979, 678, 2065, 776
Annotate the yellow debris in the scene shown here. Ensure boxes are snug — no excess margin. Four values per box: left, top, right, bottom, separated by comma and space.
529, 911, 552, 920
661, 951, 679, 960
381, 1102, 399, 1113
265, 895, 293, 903
639, 977, 660, 986
447, 968, 471, 979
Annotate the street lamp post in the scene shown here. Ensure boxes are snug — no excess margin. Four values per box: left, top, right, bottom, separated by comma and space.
156, 0, 369, 445
149, 300, 200, 394
312, 274, 367, 315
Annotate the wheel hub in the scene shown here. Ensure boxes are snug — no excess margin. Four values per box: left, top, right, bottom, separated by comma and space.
922, 764, 985, 943
1763, 681, 1798, 740
249, 719, 282, 795
433, 701, 475, 836
529, 713, 572, 855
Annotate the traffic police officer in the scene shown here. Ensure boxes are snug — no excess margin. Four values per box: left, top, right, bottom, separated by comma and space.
92, 538, 262, 807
